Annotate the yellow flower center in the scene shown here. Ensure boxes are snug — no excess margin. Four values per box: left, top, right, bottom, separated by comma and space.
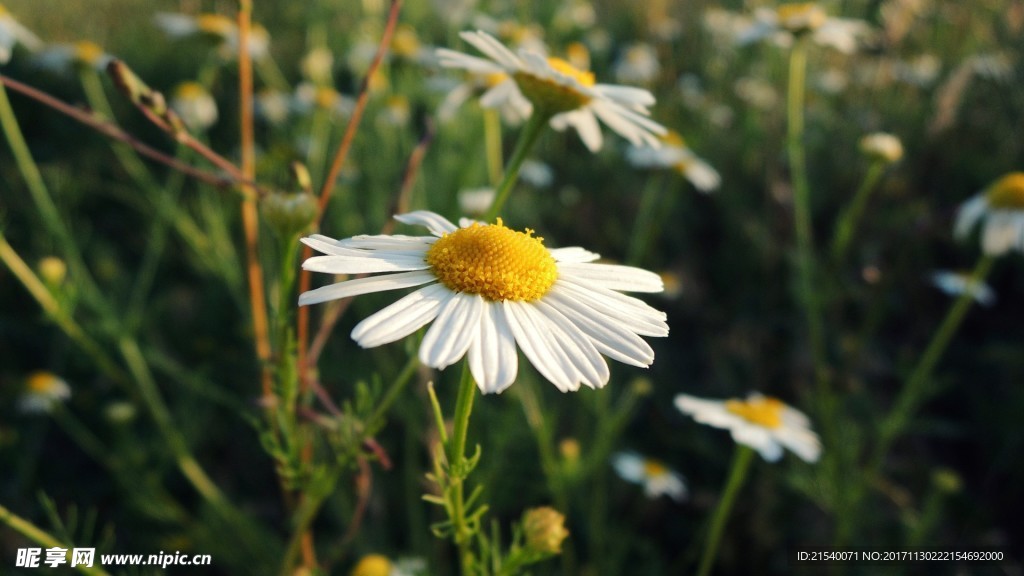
986, 172, 1024, 209
725, 396, 785, 429
26, 371, 66, 396
75, 41, 104, 65
390, 24, 421, 58
643, 459, 668, 477
513, 57, 594, 115
662, 130, 687, 148
197, 13, 235, 38
777, 3, 828, 33
350, 554, 392, 576
425, 219, 558, 302
175, 81, 208, 100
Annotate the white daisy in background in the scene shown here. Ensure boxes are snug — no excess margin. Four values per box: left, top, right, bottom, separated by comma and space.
627, 131, 721, 193
153, 12, 270, 60
292, 82, 355, 120
35, 40, 112, 73
613, 42, 661, 85
170, 82, 218, 131
255, 88, 291, 125
612, 451, 687, 501
0, 4, 43, 64
299, 211, 668, 394
457, 187, 496, 216
955, 172, 1024, 257
675, 393, 821, 462
434, 69, 533, 125
859, 132, 904, 165
519, 158, 554, 188
929, 270, 996, 307
436, 30, 666, 152
19, 371, 71, 414
737, 3, 873, 55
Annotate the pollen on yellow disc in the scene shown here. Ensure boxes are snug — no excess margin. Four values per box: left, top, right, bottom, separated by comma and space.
986, 172, 1024, 209
725, 396, 785, 429
26, 371, 63, 394
546, 57, 595, 87
643, 459, 668, 477
350, 554, 392, 576
426, 219, 558, 302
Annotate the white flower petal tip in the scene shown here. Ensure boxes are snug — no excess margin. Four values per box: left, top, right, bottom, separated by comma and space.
675, 393, 821, 463
300, 211, 668, 393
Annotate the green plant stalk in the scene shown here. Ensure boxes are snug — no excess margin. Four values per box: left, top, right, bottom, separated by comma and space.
0, 81, 106, 314
831, 160, 887, 263
483, 111, 551, 222
786, 39, 828, 396
484, 108, 503, 187
450, 362, 479, 575
0, 504, 113, 576
627, 173, 667, 265
696, 445, 755, 576
368, 353, 421, 428
873, 255, 995, 471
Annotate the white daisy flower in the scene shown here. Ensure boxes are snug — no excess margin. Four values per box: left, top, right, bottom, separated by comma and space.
612, 451, 687, 501
436, 30, 666, 152
737, 3, 873, 55
0, 5, 43, 64
675, 393, 821, 463
299, 211, 668, 394
170, 82, 218, 131
19, 371, 71, 414
34, 41, 112, 73
929, 270, 996, 307
612, 43, 661, 85
954, 172, 1024, 257
627, 131, 721, 193
457, 187, 496, 216
154, 12, 270, 60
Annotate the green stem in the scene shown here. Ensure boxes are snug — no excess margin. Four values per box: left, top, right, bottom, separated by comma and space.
831, 161, 887, 264
483, 111, 550, 222
368, 354, 420, 428
786, 39, 828, 396
696, 445, 756, 576
627, 173, 667, 265
0, 504, 113, 576
873, 255, 995, 471
484, 108, 503, 187
450, 362, 479, 575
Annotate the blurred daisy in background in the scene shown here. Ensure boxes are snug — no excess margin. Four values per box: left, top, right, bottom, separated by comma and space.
627, 131, 721, 193
0, 4, 42, 64
675, 393, 821, 462
19, 371, 71, 414
350, 554, 427, 576
292, 82, 355, 120
612, 42, 661, 85
457, 187, 496, 216
930, 270, 996, 307
255, 88, 291, 125
153, 12, 270, 60
299, 211, 668, 394
612, 451, 687, 501
859, 132, 904, 165
519, 158, 554, 188
436, 30, 666, 151
170, 82, 218, 131
955, 172, 1024, 256
35, 40, 111, 73
737, 3, 873, 54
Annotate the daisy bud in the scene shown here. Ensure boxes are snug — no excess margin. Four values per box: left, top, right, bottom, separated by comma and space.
37, 256, 67, 286
522, 507, 569, 556
859, 132, 903, 164
261, 192, 319, 239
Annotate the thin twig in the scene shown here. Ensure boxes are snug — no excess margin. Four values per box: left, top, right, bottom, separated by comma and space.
0, 74, 257, 193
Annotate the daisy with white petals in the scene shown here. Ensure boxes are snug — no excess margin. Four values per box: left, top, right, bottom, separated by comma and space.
627, 131, 721, 193
954, 172, 1024, 257
929, 270, 996, 307
737, 3, 872, 55
436, 30, 666, 152
675, 393, 821, 462
299, 211, 668, 394
612, 451, 687, 501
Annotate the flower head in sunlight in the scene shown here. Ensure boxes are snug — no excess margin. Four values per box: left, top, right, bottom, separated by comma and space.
929, 270, 996, 307
19, 371, 71, 414
522, 507, 569, 555
737, 4, 872, 54
300, 211, 668, 394
859, 132, 903, 165
675, 393, 821, 462
154, 12, 270, 60
350, 554, 425, 576
170, 82, 218, 131
612, 451, 687, 501
436, 30, 666, 151
35, 40, 112, 73
0, 4, 43, 64
955, 172, 1024, 257
627, 131, 721, 193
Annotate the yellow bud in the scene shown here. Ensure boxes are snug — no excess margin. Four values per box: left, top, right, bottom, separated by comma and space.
522, 507, 569, 555
350, 554, 392, 576
38, 256, 67, 286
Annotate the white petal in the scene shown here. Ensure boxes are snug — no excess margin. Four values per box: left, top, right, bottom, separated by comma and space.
435, 48, 507, 74
419, 292, 484, 370
685, 159, 722, 193
982, 212, 1017, 256
298, 270, 436, 306
592, 84, 656, 107
351, 283, 450, 347
552, 109, 603, 152
394, 211, 458, 236
338, 234, 435, 250
544, 290, 655, 367
731, 425, 783, 461
468, 303, 519, 394
773, 426, 822, 463
558, 262, 664, 293
302, 253, 429, 274
461, 30, 523, 71
534, 300, 610, 389
549, 247, 601, 263
589, 100, 666, 146
612, 452, 646, 483
504, 301, 578, 392
552, 281, 668, 337
953, 195, 987, 240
